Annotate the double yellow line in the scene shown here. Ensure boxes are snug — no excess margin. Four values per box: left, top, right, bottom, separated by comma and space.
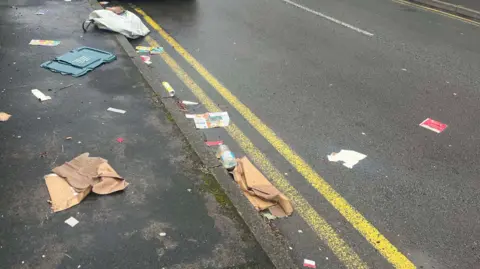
132, 5, 415, 269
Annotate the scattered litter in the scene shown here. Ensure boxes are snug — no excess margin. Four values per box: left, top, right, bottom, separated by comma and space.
45, 153, 129, 212
107, 107, 126, 114
187, 188, 192, 192
419, 118, 447, 133
99, 1, 109, 4
298, 230, 303, 233
57, 83, 74, 91
40, 151, 48, 158
42, 255, 45, 258
233, 157, 293, 217
190, 112, 230, 129
140, 55, 152, 65
85, 9, 150, 39
0, 112, 11, 122
217, 145, 237, 170
303, 259, 316, 268
77, 141, 82, 144
17, 136, 21, 139
362, 132, 366, 136
162, 82, 175, 97
65, 136, 72, 140
35, 9, 47, 15
22, 261, 24, 264
136, 46, 164, 54
401, 68, 407, 71
65, 0, 71, 2
185, 114, 196, 119
289, 247, 293, 250
41, 47, 116, 77
31, 89, 51, 102
29, 39, 60, 46
136, 46, 151, 53
150, 47, 164, 54
327, 150, 366, 169
116, 137, 124, 143
205, 140, 223, 146
182, 100, 199, 105
65, 217, 79, 227
159, 232, 166, 237
453, 93, 457, 96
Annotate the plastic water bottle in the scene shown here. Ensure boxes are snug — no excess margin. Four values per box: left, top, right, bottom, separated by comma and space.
217, 145, 237, 170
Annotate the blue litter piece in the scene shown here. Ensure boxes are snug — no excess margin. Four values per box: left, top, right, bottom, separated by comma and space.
41, 46, 116, 77
41, 60, 91, 77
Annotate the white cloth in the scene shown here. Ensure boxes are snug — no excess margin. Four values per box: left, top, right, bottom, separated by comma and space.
88, 10, 150, 39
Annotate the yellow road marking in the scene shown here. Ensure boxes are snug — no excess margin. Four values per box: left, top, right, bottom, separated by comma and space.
135, 7, 415, 269
144, 35, 368, 269
393, 0, 480, 27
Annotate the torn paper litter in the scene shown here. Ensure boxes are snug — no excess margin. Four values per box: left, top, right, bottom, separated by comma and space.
45, 153, 129, 212
191, 112, 230, 129
327, 150, 366, 169
419, 118, 447, 133
0, 112, 11, 122
65, 217, 79, 227
182, 100, 199, 105
233, 157, 293, 217
107, 107, 126, 114
31, 89, 51, 101
303, 259, 316, 268
29, 39, 60, 46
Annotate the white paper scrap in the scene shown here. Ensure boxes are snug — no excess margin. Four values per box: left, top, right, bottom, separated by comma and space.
185, 114, 196, 119
31, 89, 51, 101
65, 217, 79, 227
107, 107, 126, 114
327, 150, 366, 169
182, 101, 199, 105
192, 112, 230, 129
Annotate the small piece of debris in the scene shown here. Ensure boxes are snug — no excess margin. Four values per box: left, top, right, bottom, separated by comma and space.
0, 112, 12, 122
205, 140, 223, 146
182, 100, 199, 105
304, 259, 316, 268
42, 255, 45, 258
116, 137, 124, 143
65, 217, 79, 227
17, 136, 21, 139
31, 89, 51, 102
159, 232, 166, 237
453, 93, 457, 96
187, 188, 192, 192
107, 107, 126, 114
77, 141, 82, 144
35, 10, 47, 15
298, 229, 303, 233
99, 1, 109, 4
362, 132, 366, 136
162, 82, 175, 97
419, 118, 448, 134
289, 246, 293, 250
65, 136, 72, 140
401, 68, 407, 71
327, 150, 367, 169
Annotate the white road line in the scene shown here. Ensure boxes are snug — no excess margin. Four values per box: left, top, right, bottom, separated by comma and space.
282, 0, 375, 37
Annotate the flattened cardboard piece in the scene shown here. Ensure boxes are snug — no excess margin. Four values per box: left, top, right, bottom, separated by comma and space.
233, 157, 293, 217
93, 162, 129, 194
52, 153, 101, 191
45, 174, 91, 212
53, 153, 128, 194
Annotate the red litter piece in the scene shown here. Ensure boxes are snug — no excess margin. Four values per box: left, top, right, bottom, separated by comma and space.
419, 118, 448, 133
303, 259, 316, 268
116, 137, 124, 143
205, 140, 223, 146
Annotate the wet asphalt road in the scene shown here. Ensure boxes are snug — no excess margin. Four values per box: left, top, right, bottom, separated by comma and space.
128, 0, 480, 268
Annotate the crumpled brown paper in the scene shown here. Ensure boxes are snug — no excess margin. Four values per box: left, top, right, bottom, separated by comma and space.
45, 153, 128, 212
233, 157, 293, 217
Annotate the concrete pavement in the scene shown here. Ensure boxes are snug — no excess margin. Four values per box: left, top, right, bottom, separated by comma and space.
0, 1, 274, 268
124, 0, 480, 268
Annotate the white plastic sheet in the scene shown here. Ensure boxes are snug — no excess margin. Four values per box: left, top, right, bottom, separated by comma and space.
88, 10, 150, 39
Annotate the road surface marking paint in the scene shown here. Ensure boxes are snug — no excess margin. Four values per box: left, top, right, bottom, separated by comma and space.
143, 35, 368, 269
282, 0, 374, 36
393, 0, 480, 27
135, 8, 415, 269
